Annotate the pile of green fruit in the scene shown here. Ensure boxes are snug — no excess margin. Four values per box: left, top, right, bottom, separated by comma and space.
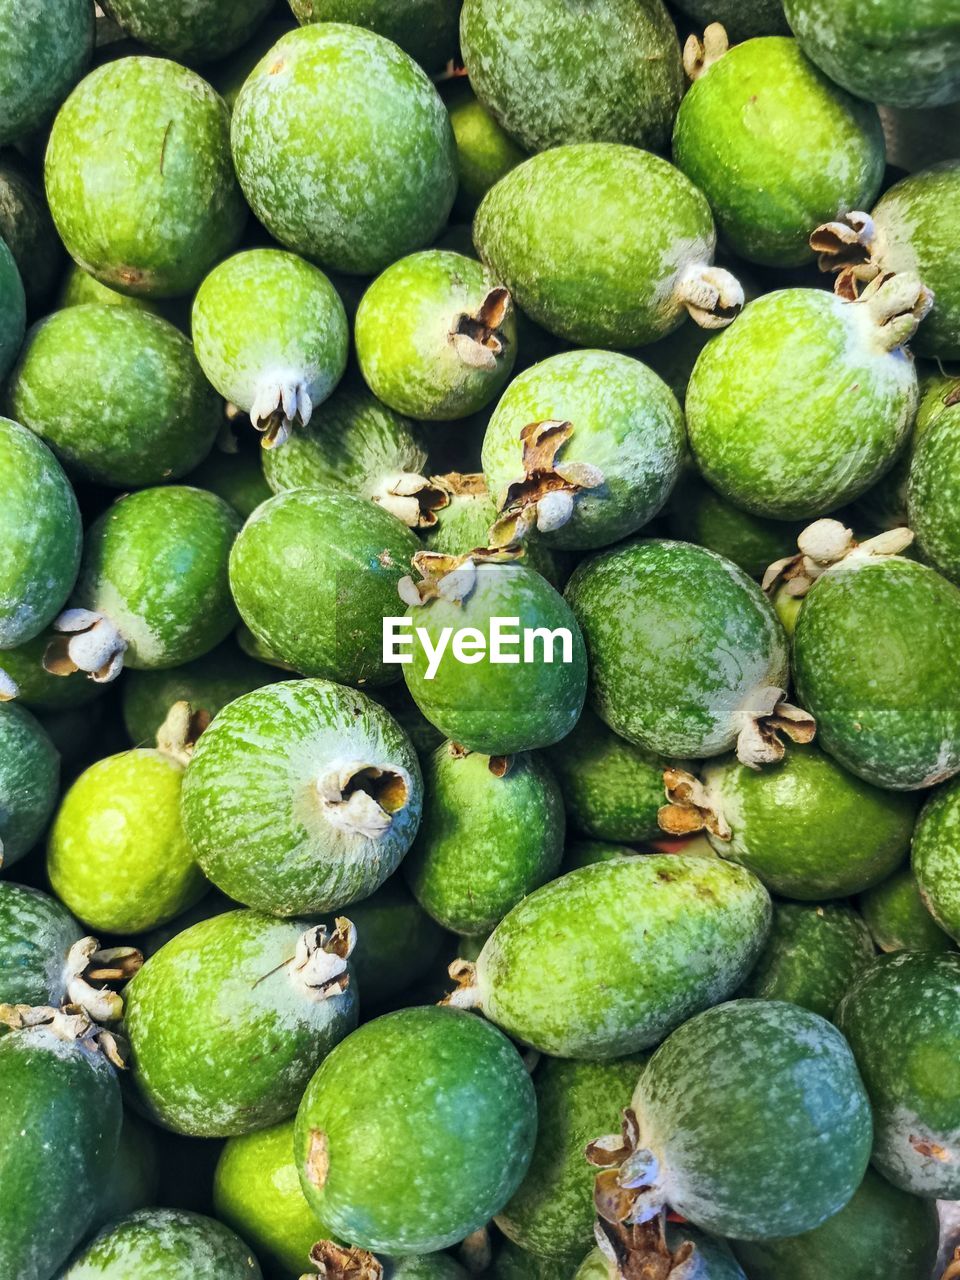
4, 0, 960, 1277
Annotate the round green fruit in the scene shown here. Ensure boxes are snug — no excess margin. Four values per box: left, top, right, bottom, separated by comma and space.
447, 84, 526, 216
665, 474, 802, 579
0, 0, 94, 145
125, 910, 359, 1137
861, 866, 955, 953
0, 881, 83, 1007
181, 679, 422, 916
913, 777, 960, 942
0, 237, 25, 383
2, 633, 108, 710
673, 0, 787, 40
451, 854, 770, 1058
7, 305, 220, 487
186, 442, 273, 520
0, 158, 63, 313
102, 0, 274, 62
908, 392, 960, 583
61, 1208, 262, 1279
355, 251, 516, 422
192, 249, 348, 449
288, 0, 460, 72
46, 57, 245, 298
231, 24, 456, 275
294, 1005, 537, 1254
474, 143, 743, 347
0, 702, 59, 871
495, 1241, 580, 1279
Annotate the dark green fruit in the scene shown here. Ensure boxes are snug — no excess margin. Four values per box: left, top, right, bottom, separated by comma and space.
912, 777, 960, 942
46, 57, 245, 298
125, 910, 359, 1137
0, 881, 82, 1006
7, 305, 220, 487
289, 0, 460, 72
495, 1240, 581, 1279
0, 0, 94, 145
404, 742, 564, 935
0, 237, 25, 383
90, 1111, 160, 1235
61, 1208, 262, 1279
186, 443, 273, 520
294, 1006, 537, 1253
665, 474, 802, 579
181, 680, 422, 916
102, 0, 274, 62
0, 702, 59, 871
861, 866, 955, 953
673, 0, 788, 41
0, 157, 63, 312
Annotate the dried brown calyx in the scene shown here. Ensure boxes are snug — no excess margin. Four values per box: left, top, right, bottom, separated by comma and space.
736, 685, 816, 769
0, 1002, 128, 1067
490, 420, 604, 546
289, 918, 357, 1000
594, 1217, 700, 1280
441, 958, 482, 1010
855, 271, 934, 350
763, 518, 915, 599
398, 547, 521, 607
657, 768, 731, 841
450, 286, 513, 372
809, 210, 879, 296
675, 263, 744, 330
251, 376, 315, 449
0, 668, 16, 701
942, 1246, 960, 1280
316, 761, 411, 839
587, 1109, 665, 1229
370, 471, 450, 529
44, 608, 127, 684
433, 471, 489, 498
63, 936, 143, 1024
682, 22, 729, 80
155, 700, 212, 766
300, 1240, 383, 1280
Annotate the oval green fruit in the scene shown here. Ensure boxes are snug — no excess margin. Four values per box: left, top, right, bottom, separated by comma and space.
861, 865, 955, 953
0, 881, 82, 1007
0, 237, 25, 382
912, 777, 960, 942
61, 1208, 262, 1279
665, 474, 802, 580
102, 0, 274, 62
447, 84, 526, 215
0, 701, 59, 871
0, 0, 93, 145
908, 393, 960, 583
0, 157, 63, 313
289, 0, 460, 72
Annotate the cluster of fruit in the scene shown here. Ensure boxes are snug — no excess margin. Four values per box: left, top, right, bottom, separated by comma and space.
3, 0, 960, 1278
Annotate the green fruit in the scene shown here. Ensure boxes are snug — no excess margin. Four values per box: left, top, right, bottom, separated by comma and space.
793, 556, 960, 789
91, 1110, 160, 1234
452, 854, 771, 1058
294, 1005, 537, 1253
603, 999, 872, 1238
7, 306, 220, 487
0, 702, 59, 871
565, 539, 792, 761
475, 143, 743, 347
0, 1014, 121, 1279
0, 236, 25, 382
289, 0, 460, 72
402, 558, 587, 755
371, 682, 447, 762
861, 866, 955, 953
0, 0, 94, 145
576, 1224, 745, 1279
229, 488, 419, 685
181, 680, 422, 915
58, 262, 170, 317
686, 282, 924, 519
209, 17, 297, 110
46, 58, 245, 298
495, 1240, 580, 1279
101, 0, 274, 62
561, 839, 640, 871
61, 1208, 262, 1279
0, 881, 82, 1006
665, 474, 802, 579
460, 0, 683, 153
544, 706, 674, 844
679, 743, 917, 899
481, 349, 685, 550
782, 0, 960, 109
908, 394, 960, 583
231, 24, 456, 275
186, 443, 273, 520
673, 0, 788, 41
731, 1166, 939, 1280
0, 417, 81, 649
673, 35, 884, 267
404, 741, 565, 935
355, 251, 517, 421
912, 777, 960, 942
47, 748, 206, 934
0, 157, 63, 312
837, 952, 960, 1196
125, 909, 359, 1137
496, 1055, 645, 1261
740, 901, 875, 1018
447, 84, 526, 216
192, 249, 349, 448
54, 486, 240, 683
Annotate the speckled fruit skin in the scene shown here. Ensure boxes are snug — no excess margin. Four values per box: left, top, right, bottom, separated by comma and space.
294, 1006, 537, 1254
289, 0, 460, 72
687, 289, 919, 518
666, 474, 802, 579
482, 349, 685, 550
125, 909, 358, 1137
0, 418, 80, 648
913, 778, 960, 942
468, 854, 771, 1058
387, 1259, 469, 1279
565, 539, 788, 757
231, 24, 456, 276
544, 706, 674, 844
908, 395, 960, 583
0, 882, 82, 1006
192, 249, 348, 425
102, 0, 274, 61
474, 144, 722, 347
577, 1225, 745, 1280
0, 159, 63, 314
356, 251, 517, 421
447, 84, 527, 215
861, 866, 955, 953
0, 1026, 121, 1280
403, 562, 588, 755
674, 0, 787, 40
701, 743, 917, 899
7, 306, 220, 487
793, 557, 960, 790
0, 702, 59, 871
181, 680, 422, 916
732, 1167, 938, 1280
837, 952, 960, 1196
461, 0, 682, 153
496, 1055, 644, 1261
0, 0, 93, 145
62, 1208, 262, 1279
673, 37, 884, 268
632, 999, 872, 1238
739, 901, 875, 1018
497, 1241, 581, 1279
72, 486, 240, 669
215, 1119, 329, 1279
0, 237, 25, 381
58, 262, 175, 317
46, 58, 245, 298
783, 0, 960, 109
47, 749, 205, 934
230, 488, 419, 686
404, 742, 565, 935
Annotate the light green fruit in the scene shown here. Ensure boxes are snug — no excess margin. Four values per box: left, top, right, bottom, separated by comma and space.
908, 392, 960, 583
495, 1240, 581, 1279
913, 777, 960, 942
861, 866, 954, 953
0, 237, 25, 383
0, 0, 94, 145
447, 84, 526, 216
60, 1208, 262, 1279
0, 702, 59, 871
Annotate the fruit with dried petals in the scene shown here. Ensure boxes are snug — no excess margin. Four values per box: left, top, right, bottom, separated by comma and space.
0, 702, 59, 871
575, 1220, 745, 1279
0, 882, 84, 1007
0, 0, 93, 145
60, 1208, 263, 1279
861, 866, 954, 954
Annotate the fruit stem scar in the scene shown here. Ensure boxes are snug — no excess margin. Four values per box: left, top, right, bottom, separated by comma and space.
307, 1129, 330, 1189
